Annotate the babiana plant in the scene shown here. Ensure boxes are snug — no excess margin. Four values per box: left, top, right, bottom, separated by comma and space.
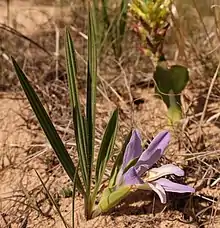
130, 0, 189, 123
12, 3, 194, 225
12, 6, 118, 220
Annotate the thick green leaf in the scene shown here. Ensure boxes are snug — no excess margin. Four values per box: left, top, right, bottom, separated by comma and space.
86, 8, 98, 192
65, 29, 89, 188
153, 62, 189, 122
12, 57, 85, 195
95, 109, 118, 184
154, 63, 189, 106
170, 65, 189, 93
154, 62, 172, 107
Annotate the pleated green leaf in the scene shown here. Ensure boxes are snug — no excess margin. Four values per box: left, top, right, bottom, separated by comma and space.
95, 109, 118, 184
65, 29, 89, 188
86, 8, 97, 192
12, 57, 85, 196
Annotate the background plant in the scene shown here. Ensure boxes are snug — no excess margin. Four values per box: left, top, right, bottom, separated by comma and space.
130, 0, 189, 123
92, 0, 129, 59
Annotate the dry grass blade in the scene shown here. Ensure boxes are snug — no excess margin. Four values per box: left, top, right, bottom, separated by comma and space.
199, 62, 220, 125
0, 23, 51, 56
34, 169, 70, 228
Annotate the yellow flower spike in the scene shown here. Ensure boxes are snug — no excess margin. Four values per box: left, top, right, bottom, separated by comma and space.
130, 3, 148, 22
129, 0, 172, 59
130, 0, 172, 28
135, 24, 148, 40
138, 1, 150, 14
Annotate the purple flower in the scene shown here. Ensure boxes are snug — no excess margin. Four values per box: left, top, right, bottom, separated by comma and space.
116, 130, 195, 203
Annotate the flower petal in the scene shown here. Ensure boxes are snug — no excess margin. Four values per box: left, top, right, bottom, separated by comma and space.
135, 131, 170, 175
148, 182, 167, 204
123, 167, 144, 185
146, 164, 184, 181
155, 178, 195, 193
122, 129, 142, 170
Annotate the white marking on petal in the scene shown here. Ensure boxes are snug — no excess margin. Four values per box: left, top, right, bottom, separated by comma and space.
146, 164, 184, 181
148, 182, 167, 204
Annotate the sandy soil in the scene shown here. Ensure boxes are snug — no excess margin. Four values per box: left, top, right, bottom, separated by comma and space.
0, 1, 220, 228
0, 93, 196, 228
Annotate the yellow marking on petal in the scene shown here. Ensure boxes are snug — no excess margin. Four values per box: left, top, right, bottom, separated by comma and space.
142, 170, 159, 182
